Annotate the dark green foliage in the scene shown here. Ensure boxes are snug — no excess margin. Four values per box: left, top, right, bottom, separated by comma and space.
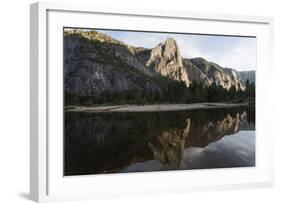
64, 79, 255, 106
243, 79, 255, 104
64, 91, 79, 105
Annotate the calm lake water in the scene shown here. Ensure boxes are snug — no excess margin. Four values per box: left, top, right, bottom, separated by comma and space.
64, 107, 255, 176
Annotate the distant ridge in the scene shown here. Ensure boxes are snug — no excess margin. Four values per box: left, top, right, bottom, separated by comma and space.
239, 70, 255, 83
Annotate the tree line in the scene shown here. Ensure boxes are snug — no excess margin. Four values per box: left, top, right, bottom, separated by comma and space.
65, 79, 255, 106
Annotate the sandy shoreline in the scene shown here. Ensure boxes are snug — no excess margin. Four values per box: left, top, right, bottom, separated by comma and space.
65, 102, 249, 113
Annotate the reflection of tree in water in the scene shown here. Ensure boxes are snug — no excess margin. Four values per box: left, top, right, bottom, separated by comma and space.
64, 107, 255, 175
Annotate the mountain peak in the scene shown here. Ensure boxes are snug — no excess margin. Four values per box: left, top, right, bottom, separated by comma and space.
161, 38, 181, 61
164, 37, 177, 45
142, 37, 190, 86
163, 37, 178, 50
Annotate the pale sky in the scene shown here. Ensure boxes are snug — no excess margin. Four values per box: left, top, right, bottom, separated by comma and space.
97, 29, 256, 72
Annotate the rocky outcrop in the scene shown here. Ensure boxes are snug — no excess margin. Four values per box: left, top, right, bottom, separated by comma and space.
190, 57, 246, 91
64, 30, 161, 96
182, 58, 211, 87
64, 29, 251, 97
137, 38, 191, 86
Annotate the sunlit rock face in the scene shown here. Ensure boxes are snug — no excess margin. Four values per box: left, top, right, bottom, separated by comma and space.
183, 58, 212, 87
141, 38, 191, 86
190, 58, 246, 91
64, 29, 249, 97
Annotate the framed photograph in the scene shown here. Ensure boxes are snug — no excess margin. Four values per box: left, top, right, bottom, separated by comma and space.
30, 2, 274, 202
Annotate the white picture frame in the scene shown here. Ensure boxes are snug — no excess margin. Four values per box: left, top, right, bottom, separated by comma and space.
30, 1, 274, 202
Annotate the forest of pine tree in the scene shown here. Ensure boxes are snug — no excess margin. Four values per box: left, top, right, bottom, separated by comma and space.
65, 78, 255, 106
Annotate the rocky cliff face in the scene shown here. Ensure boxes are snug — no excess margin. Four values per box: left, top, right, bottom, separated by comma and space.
182, 58, 212, 87
64, 30, 161, 96
189, 57, 246, 91
64, 29, 251, 97
136, 38, 191, 86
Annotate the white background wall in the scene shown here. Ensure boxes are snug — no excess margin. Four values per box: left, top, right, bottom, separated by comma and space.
0, 0, 280, 204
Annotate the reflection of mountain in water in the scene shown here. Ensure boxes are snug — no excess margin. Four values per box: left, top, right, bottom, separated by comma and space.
64, 107, 255, 175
